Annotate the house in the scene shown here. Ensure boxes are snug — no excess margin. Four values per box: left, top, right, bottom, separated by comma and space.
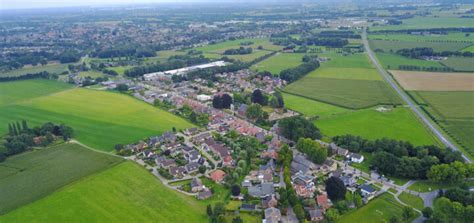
237, 104, 248, 117
248, 182, 274, 198
169, 166, 186, 178
294, 184, 313, 198
360, 184, 376, 200
210, 170, 226, 183
341, 174, 356, 187
309, 209, 324, 222
159, 132, 177, 143
264, 207, 281, 223
329, 169, 343, 178
337, 148, 349, 157
262, 195, 278, 209
191, 178, 204, 192
350, 153, 364, 163
185, 162, 200, 173
240, 204, 257, 212
321, 159, 337, 173
317, 194, 331, 210
155, 157, 176, 169
184, 127, 199, 136
185, 150, 201, 163
197, 189, 213, 200
256, 132, 266, 142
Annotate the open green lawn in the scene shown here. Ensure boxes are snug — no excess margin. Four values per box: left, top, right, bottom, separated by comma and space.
0, 80, 194, 151
410, 91, 474, 120
337, 193, 419, 223
0, 143, 122, 214
77, 71, 106, 78
225, 213, 261, 223
369, 32, 474, 42
306, 67, 382, 81
0, 64, 70, 77
107, 66, 133, 75
351, 152, 373, 173
251, 53, 305, 74
0, 79, 72, 106
282, 93, 350, 119
369, 39, 471, 52
408, 180, 452, 193
375, 53, 444, 70
370, 16, 474, 31
194, 38, 282, 53
0, 162, 208, 223
285, 78, 401, 109
316, 107, 438, 146
399, 192, 424, 211
441, 57, 474, 72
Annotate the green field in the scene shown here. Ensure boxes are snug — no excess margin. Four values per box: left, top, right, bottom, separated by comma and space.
284, 53, 400, 109
285, 78, 401, 109
0, 80, 194, 151
315, 107, 438, 146
369, 32, 474, 42
441, 57, 474, 72
371, 16, 474, 31
399, 192, 424, 211
77, 71, 106, 78
369, 39, 471, 52
107, 66, 133, 75
337, 193, 419, 223
0, 162, 208, 222
0, 143, 122, 214
0, 79, 72, 106
306, 67, 383, 81
0, 64, 70, 77
462, 45, 474, 53
375, 53, 444, 70
251, 53, 305, 74
194, 38, 283, 53
409, 91, 474, 154
145, 50, 187, 64
283, 93, 351, 119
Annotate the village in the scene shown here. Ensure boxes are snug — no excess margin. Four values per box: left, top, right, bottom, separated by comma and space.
102, 63, 405, 223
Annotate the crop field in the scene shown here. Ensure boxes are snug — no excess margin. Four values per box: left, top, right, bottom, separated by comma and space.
0, 80, 194, 151
462, 45, 474, 53
0, 79, 73, 106
0, 143, 122, 214
315, 107, 438, 146
375, 52, 445, 70
337, 193, 419, 223
443, 120, 474, 152
251, 53, 305, 74
307, 67, 382, 81
391, 70, 474, 91
369, 32, 474, 42
441, 57, 474, 72
0, 64, 70, 77
370, 16, 474, 31
0, 162, 208, 223
369, 39, 471, 52
145, 50, 187, 64
284, 52, 401, 109
194, 38, 283, 53
77, 71, 107, 78
282, 93, 351, 119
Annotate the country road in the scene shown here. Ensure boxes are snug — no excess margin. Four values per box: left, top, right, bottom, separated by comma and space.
361, 28, 472, 163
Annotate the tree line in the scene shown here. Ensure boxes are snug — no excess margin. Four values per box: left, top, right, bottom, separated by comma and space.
396, 47, 474, 59
0, 71, 58, 82
332, 135, 466, 180
1, 121, 74, 162
279, 58, 320, 83
223, 47, 253, 55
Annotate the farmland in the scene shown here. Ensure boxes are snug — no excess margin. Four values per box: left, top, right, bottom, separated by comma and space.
369, 32, 474, 42
194, 38, 283, 53
375, 52, 444, 70
0, 79, 72, 106
390, 70, 474, 91
0, 63, 70, 77
0, 162, 208, 223
0, 80, 194, 151
369, 39, 471, 52
251, 53, 305, 74
370, 16, 474, 31
284, 53, 401, 109
337, 193, 419, 223
315, 107, 438, 146
441, 57, 474, 72
283, 93, 350, 119
0, 143, 122, 214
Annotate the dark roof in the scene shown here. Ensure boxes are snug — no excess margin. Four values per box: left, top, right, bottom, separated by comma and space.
361, 184, 376, 193
241, 204, 256, 210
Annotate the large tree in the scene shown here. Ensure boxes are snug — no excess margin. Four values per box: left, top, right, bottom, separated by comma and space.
296, 138, 327, 164
251, 89, 265, 105
325, 176, 346, 201
279, 116, 321, 141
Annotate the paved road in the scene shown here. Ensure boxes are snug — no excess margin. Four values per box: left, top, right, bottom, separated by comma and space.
362, 28, 471, 163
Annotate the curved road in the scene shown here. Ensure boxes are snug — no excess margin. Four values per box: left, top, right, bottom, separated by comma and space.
362, 28, 471, 163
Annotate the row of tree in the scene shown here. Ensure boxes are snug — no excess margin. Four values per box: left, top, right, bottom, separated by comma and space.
1, 121, 73, 162
0, 71, 58, 82
396, 47, 474, 58
279, 59, 320, 83
333, 135, 466, 179
223, 47, 253, 55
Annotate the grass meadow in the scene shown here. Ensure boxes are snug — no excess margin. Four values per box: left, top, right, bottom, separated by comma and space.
0, 80, 194, 151
370, 16, 474, 31
441, 57, 474, 72
369, 39, 471, 52
375, 52, 444, 70
337, 193, 419, 223
0, 143, 122, 214
369, 32, 474, 42
251, 53, 305, 74
0, 162, 208, 223
0, 64, 70, 77
194, 38, 283, 53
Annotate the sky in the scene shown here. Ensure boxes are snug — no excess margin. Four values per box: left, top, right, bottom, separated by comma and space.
0, 0, 233, 10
